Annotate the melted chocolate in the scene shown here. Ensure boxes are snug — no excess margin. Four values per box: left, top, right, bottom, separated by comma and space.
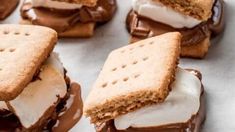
0, 81, 83, 131
52, 83, 83, 132
95, 70, 205, 132
126, 0, 225, 45
21, 0, 117, 32
0, 0, 19, 20
0, 114, 21, 132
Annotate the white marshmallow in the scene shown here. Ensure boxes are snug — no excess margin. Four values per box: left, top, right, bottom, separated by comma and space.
31, 0, 82, 9
8, 53, 67, 128
46, 53, 65, 75
132, 0, 202, 28
114, 68, 201, 130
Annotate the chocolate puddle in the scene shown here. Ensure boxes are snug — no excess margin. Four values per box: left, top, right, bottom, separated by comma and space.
127, 0, 225, 45
0, 114, 21, 132
52, 83, 83, 132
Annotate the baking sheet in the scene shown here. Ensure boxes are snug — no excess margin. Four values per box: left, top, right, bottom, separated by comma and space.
1, 0, 234, 131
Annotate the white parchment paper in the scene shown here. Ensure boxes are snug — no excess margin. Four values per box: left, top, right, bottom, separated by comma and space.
1, 0, 234, 131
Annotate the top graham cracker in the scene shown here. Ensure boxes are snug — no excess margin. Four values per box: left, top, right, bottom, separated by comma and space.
0, 24, 57, 101
155, 0, 215, 21
84, 32, 182, 124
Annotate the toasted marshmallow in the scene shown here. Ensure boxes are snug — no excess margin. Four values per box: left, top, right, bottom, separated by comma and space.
8, 53, 67, 128
31, 0, 82, 9
132, 0, 202, 28
0, 102, 8, 111
114, 68, 201, 130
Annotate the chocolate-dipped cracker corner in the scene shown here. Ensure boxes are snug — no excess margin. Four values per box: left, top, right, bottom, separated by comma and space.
0, 0, 19, 20
20, 0, 117, 38
126, 0, 225, 58
84, 32, 206, 132
0, 24, 83, 131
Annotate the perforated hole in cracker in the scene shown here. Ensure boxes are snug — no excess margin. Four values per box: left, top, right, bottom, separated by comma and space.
9, 48, 16, 52
0, 48, 4, 52
122, 65, 126, 68
112, 68, 117, 71
134, 74, 140, 78
25, 33, 30, 36
3, 31, 9, 35
112, 80, 118, 85
14, 32, 20, 35
149, 41, 154, 45
123, 77, 129, 82
102, 83, 108, 88
139, 44, 144, 47
132, 61, 138, 65
143, 57, 149, 61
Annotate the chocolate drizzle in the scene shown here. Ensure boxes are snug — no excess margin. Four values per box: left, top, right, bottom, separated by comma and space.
21, 0, 117, 32
95, 70, 206, 132
52, 83, 83, 132
127, 0, 225, 45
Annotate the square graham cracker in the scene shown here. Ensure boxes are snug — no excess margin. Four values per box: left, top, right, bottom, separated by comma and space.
0, 24, 57, 101
156, 0, 214, 21
84, 32, 181, 124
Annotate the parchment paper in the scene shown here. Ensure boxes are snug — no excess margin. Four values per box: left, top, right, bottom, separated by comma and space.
1, 0, 234, 131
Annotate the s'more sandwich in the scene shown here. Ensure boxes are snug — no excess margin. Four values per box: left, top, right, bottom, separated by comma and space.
126, 0, 225, 58
20, 0, 117, 38
0, 0, 19, 20
84, 32, 206, 132
0, 24, 83, 131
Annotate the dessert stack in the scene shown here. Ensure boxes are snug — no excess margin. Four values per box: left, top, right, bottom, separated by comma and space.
126, 0, 225, 58
84, 32, 206, 132
20, 0, 117, 37
0, 24, 83, 131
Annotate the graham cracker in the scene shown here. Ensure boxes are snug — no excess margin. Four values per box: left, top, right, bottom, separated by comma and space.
0, 0, 19, 20
20, 19, 95, 38
84, 32, 181, 124
51, 0, 98, 7
0, 24, 57, 101
155, 0, 214, 21
131, 34, 211, 59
